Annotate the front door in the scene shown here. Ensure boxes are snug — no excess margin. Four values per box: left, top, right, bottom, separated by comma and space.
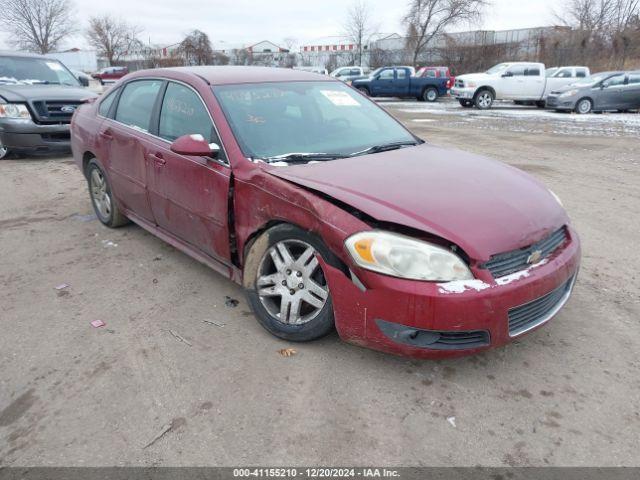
145, 81, 232, 262
105, 79, 163, 222
501, 65, 526, 99
598, 74, 627, 110
371, 68, 395, 96
620, 73, 640, 109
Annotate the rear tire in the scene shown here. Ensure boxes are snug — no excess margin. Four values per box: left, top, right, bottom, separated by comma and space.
357, 86, 370, 96
474, 89, 494, 109
423, 87, 438, 102
86, 159, 129, 228
575, 98, 593, 114
243, 224, 335, 342
535, 100, 546, 108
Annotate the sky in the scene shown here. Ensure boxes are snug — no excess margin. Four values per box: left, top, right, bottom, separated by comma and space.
0, 0, 560, 51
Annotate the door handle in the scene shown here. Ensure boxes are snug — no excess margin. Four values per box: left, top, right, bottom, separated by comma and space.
99, 130, 113, 140
148, 153, 166, 166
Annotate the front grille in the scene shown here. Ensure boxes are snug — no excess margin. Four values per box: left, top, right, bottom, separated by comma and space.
375, 319, 490, 350
482, 227, 568, 278
508, 276, 575, 336
455, 79, 464, 88
31, 101, 82, 124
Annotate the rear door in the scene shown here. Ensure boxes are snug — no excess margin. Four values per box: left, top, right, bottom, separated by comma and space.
145, 81, 232, 262
394, 68, 411, 96
523, 65, 544, 99
105, 79, 163, 222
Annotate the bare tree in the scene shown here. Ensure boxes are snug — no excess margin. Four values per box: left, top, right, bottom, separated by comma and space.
0, 0, 75, 53
403, 0, 488, 68
343, 0, 377, 66
86, 15, 143, 66
177, 30, 214, 66
282, 37, 297, 52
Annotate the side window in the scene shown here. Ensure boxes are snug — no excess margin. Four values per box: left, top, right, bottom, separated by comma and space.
525, 67, 541, 76
555, 68, 572, 78
98, 88, 118, 117
604, 75, 626, 87
378, 69, 394, 80
397, 69, 407, 80
350, 69, 360, 76
159, 82, 224, 159
576, 69, 587, 78
115, 80, 162, 132
508, 66, 526, 76
426, 70, 437, 78
626, 74, 640, 85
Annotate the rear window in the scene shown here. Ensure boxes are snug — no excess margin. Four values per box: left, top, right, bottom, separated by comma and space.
525, 67, 541, 76
627, 74, 640, 84
115, 80, 163, 132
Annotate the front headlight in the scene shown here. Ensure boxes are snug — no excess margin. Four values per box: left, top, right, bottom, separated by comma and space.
345, 231, 473, 281
0, 102, 31, 119
559, 89, 579, 98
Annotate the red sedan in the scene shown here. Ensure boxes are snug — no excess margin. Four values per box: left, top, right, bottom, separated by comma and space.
70, 66, 580, 359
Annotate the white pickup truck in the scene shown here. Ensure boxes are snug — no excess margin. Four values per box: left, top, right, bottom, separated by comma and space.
450, 62, 590, 109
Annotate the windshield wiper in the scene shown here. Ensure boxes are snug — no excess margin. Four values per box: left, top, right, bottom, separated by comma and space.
262, 152, 346, 164
349, 141, 419, 157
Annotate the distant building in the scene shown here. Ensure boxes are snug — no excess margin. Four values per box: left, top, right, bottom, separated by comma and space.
45, 49, 99, 72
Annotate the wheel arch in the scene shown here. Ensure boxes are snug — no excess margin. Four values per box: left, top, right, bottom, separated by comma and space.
475, 86, 496, 98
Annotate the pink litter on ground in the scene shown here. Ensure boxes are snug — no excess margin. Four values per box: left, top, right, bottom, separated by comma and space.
55, 283, 69, 290
91, 320, 105, 328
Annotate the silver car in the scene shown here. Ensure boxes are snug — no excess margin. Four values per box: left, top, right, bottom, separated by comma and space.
547, 71, 640, 114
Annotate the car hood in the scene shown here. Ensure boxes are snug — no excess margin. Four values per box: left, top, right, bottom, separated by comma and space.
552, 83, 590, 94
456, 73, 493, 83
266, 144, 568, 261
0, 84, 96, 103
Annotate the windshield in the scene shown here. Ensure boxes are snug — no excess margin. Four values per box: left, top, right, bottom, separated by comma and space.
545, 68, 558, 77
213, 81, 417, 160
486, 63, 511, 75
0, 56, 80, 86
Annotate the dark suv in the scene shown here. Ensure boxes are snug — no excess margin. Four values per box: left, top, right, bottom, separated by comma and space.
0, 51, 97, 159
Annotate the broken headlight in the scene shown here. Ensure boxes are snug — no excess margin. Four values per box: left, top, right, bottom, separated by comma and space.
345, 231, 473, 282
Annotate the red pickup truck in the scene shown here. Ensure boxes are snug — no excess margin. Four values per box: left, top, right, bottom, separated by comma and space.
416, 66, 455, 90
91, 66, 128, 85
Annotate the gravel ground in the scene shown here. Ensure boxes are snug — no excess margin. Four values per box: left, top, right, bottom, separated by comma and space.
0, 101, 639, 467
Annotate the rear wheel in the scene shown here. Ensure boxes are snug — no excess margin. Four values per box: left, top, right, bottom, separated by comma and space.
535, 100, 546, 108
423, 87, 438, 102
0, 141, 8, 160
86, 159, 129, 228
575, 98, 593, 114
458, 99, 473, 108
243, 224, 334, 342
474, 89, 494, 109
357, 86, 370, 96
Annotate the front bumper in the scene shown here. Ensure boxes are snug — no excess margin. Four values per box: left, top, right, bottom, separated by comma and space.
324, 227, 581, 359
450, 87, 475, 99
546, 95, 576, 110
0, 119, 71, 152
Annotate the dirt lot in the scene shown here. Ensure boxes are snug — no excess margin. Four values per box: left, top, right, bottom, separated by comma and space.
1, 100, 639, 467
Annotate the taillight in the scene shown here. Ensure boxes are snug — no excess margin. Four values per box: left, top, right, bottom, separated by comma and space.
446, 79, 452, 88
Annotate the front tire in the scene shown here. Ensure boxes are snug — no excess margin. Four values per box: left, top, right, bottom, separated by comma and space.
86, 159, 129, 228
474, 89, 494, 109
575, 98, 593, 114
459, 99, 473, 108
243, 224, 334, 342
423, 87, 438, 102
357, 86, 370, 96
535, 100, 546, 108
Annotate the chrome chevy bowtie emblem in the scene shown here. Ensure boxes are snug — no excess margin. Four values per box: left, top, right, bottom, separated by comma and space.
527, 250, 543, 265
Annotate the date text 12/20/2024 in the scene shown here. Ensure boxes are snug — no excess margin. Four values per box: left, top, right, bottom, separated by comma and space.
233, 468, 401, 478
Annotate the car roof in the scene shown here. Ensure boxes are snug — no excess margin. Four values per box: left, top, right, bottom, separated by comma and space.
0, 50, 49, 59
131, 66, 338, 85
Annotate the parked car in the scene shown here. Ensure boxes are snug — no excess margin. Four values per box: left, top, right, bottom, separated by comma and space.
547, 71, 640, 114
450, 62, 590, 109
514, 66, 591, 106
0, 51, 97, 159
416, 66, 455, 90
71, 66, 580, 359
351, 66, 448, 101
330, 66, 369, 82
91, 66, 128, 85
72, 69, 91, 87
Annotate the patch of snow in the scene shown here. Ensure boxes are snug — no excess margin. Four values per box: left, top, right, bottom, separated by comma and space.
495, 259, 549, 286
447, 416, 457, 428
438, 279, 491, 294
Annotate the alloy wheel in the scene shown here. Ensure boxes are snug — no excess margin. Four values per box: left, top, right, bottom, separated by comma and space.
90, 168, 112, 219
477, 92, 493, 109
257, 239, 329, 325
577, 99, 592, 114
425, 89, 437, 102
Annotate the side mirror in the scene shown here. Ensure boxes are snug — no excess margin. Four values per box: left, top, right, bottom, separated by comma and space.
78, 76, 89, 87
502, 72, 513, 78
170, 134, 219, 158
